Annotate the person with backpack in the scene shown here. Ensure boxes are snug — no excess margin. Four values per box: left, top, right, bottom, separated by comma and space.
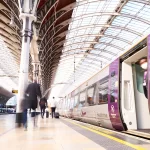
39, 97, 47, 118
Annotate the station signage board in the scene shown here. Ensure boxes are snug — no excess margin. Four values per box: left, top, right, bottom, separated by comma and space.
12, 90, 18, 93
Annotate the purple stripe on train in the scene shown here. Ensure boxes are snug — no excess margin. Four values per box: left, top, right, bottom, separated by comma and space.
147, 35, 150, 113
108, 58, 124, 131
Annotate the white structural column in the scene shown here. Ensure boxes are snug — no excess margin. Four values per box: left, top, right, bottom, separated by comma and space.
16, 0, 38, 125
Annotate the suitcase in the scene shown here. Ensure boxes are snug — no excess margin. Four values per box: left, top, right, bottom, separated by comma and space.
54, 112, 59, 118
46, 111, 49, 118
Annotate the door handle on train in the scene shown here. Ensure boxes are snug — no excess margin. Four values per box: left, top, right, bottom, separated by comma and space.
124, 80, 132, 110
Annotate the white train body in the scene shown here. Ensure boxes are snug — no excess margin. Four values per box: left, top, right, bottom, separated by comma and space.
58, 37, 150, 131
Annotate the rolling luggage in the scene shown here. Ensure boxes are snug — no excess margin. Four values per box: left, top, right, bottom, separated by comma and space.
54, 112, 59, 118
46, 111, 49, 118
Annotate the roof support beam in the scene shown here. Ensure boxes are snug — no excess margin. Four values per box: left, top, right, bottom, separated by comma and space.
0, 34, 20, 49
0, 21, 18, 36
0, 29, 20, 43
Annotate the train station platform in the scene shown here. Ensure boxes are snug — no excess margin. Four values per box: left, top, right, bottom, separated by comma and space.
0, 115, 150, 150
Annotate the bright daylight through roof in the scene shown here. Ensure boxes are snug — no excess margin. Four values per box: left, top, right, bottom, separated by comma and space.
50, 0, 150, 98
0, 36, 18, 91
1, 0, 150, 98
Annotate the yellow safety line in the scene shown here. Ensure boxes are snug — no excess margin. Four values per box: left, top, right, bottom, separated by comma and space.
65, 119, 146, 150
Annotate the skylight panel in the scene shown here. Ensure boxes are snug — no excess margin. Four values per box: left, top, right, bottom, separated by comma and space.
132, 36, 143, 44
84, 2, 99, 14
112, 16, 131, 27
105, 28, 121, 36
143, 27, 150, 35
138, 9, 150, 21
94, 56, 108, 62
91, 50, 100, 55
105, 46, 120, 53
122, 2, 144, 15
80, 17, 92, 26
126, 20, 149, 33
118, 30, 138, 41
70, 20, 82, 28
83, 43, 91, 47
89, 16, 97, 24
83, 28, 92, 34
73, 37, 83, 42
0, 37, 19, 90
74, 5, 85, 17
96, 1, 106, 12
86, 36, 95, 41
75, 29, 86, 35
111, 39, 128, 48
92, 27, 102, 33
95, 44, 106, 49
99, 37, 113, 43
96, 16, 110, 24
86, 54, 96, 59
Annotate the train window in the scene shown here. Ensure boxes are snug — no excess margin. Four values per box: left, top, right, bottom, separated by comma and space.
135, 64, 145, 94
98, 76, 109, 104
64, 98, 67, 109
67, 98, 71, 110
79, 91, 86, 107
64, 99, 67, 109
74, 95, 79, 107
87, 87, 95, 106
69, 97, 74, 109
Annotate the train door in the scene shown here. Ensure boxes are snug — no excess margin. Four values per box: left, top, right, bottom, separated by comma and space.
121, 60, 137, 130
133, 48, 150, 130
121, 46, 150, 131
108, 58, 125, 131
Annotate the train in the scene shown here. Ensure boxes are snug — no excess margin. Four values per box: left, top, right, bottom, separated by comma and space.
57, 35, 150, 134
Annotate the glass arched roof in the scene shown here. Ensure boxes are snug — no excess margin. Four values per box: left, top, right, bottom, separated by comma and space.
0, 36, 19, 91
50, 0, 150, 97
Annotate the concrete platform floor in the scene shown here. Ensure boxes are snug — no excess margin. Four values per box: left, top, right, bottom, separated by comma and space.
0, 114, 150, 150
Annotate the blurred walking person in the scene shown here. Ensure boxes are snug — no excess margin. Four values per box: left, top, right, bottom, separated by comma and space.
49, 97, 56, 118
21, 98, 28, 130
39, 97, 47, 118
25, 79, 41, 127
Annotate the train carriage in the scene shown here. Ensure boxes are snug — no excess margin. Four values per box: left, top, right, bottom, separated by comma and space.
58, 35, 150, 134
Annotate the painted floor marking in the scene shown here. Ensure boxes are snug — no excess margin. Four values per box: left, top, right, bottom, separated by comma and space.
65, 119, 146, 150
80, 122, 150, 143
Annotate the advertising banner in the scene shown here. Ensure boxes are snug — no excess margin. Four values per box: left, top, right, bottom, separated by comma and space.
108, 58, 124, 131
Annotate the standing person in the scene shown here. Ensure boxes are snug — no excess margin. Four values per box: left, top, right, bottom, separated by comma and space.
138, 57, 148, 98
39, 97, 47, 118
49, 97, 56, 118
25, 79, 41, 126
